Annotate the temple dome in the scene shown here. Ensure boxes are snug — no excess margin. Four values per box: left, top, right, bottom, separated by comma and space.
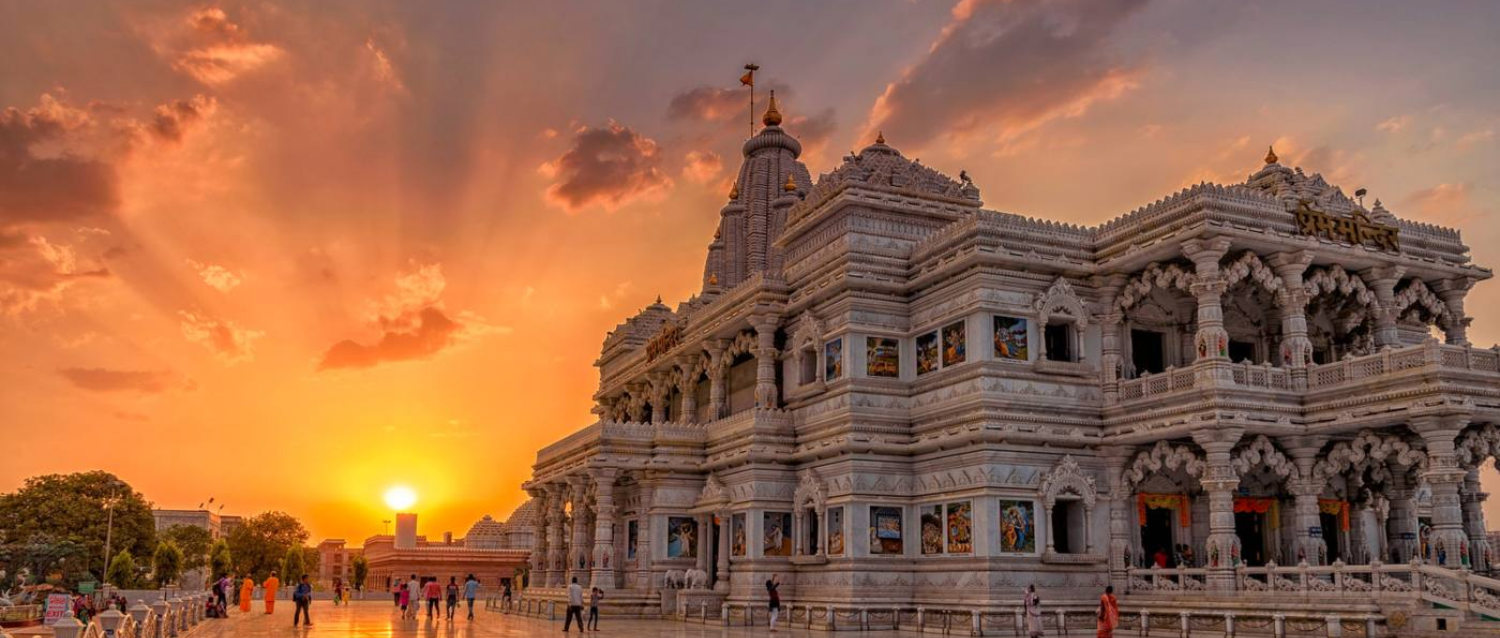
503, 498, 540, 529
463, 514, 507, 549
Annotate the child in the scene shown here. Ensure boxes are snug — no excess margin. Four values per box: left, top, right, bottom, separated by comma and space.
445, 577, 459, 621
398, 583, 411, 618
587, 587, 602, 630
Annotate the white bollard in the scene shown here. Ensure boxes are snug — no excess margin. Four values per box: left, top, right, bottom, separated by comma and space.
52, 617, 84, 638
98, 609, 126, 638
150, 600, 169, 638
129, 600, 150, 626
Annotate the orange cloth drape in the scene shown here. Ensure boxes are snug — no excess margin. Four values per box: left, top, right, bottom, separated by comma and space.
1233, 497, 1280, 530
1319, 499, 1351, 531
1137, 493, 1191, 528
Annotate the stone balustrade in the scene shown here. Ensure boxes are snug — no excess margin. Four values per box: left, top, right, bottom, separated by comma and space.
43, 594, 204, 638
1307, 340, 1500, 388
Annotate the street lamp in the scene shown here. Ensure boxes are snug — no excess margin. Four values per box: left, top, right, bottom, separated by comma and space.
102, 479, 125, 584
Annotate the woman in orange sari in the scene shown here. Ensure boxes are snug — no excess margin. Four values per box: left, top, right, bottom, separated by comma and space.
239, 575, 254, 613
1096, 585, 1120, 638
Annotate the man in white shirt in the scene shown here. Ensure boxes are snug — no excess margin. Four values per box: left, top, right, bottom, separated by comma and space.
563, 577, 585, 632
406, 575, 421, 619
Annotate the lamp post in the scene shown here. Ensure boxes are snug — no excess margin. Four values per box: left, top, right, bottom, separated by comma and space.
102, 480, 125, 584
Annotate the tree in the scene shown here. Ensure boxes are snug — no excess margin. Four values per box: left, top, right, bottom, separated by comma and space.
160, 525, 213, 573
280, 546, 304, 582
0, 533, 87, 587
209, 540, 233, 579
152, 541, 183, 587
106, 549, 137, 588
350, 555, 368, 592
225, 512, 308, 581
0, 471, 157, 581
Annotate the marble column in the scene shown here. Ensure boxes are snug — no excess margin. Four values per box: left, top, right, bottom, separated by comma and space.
1462, 469, 1490, 570
1385, 474, 1420, 562
1183, 238, 1232, 362
1269, 252, 1314, 378
716, 510, 731, 593
1102, 446, 1135, 588
677, 356, 699, 424
1098, 275, 1126, 400
569, 477, 592, 585
635, 477, 655, 591
590, 469, 618, 590
696, 514, 711, 573
1193, 426, 1245, 590
525, 486, 549, 588
546, 484, 568, 588
752, 315, 781, 409
1414, 415, 1472, 567
706, 340, 729, 420
649, 374, 670, 424
1364, 266, 1406, 350
1436, 278, 1475, 346
1285, 437, 1328, 565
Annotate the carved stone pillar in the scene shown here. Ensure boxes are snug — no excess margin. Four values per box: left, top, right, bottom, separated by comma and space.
546, 484, 568, 588
636, 476, 655, 591
1100, 273, 1125, 400
1268, 252, 1314, 377
590, 469, 618, 590
1193, 427, 1245, 590
1102, 446, 1135, 589
1284, 437, 1328, 565
696, 514, 711, 572
626, 384, 647, 422
716, 510, 731, 592
1183, 238, 1233, 362
649, 374, 670, 424
1414, 415, 1472, 567
525, 486, 549, 587
568, 477, 592, 585
1436, 278, 1476, 346
677, 356, 700, 424
1364, 266, 1406, 350
706, 339, 729, 420
752, 316, 781, 409
1385, 474, 1419, 563
1462, 469, 1490, 570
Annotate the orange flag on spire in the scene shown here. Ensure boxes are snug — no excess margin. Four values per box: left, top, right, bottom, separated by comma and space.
740, 70, 754, 86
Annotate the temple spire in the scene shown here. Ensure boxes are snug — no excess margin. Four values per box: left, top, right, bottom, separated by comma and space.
1265, 145, 1278, 165
763, 90, 782, 127
876, 131, 886, 145
783, 171, 797, 192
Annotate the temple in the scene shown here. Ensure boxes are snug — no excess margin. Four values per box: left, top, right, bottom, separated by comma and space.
519, 98, 1500, 632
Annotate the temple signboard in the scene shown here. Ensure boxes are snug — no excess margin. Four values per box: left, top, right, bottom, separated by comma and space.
1294, 205, 1399, 251
645, 322, 682, 362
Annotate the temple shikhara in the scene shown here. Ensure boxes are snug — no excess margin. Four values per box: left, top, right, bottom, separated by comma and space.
519, 97, 1500, 631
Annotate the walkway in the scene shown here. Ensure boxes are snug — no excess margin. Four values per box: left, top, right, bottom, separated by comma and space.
188, 601, 920, 638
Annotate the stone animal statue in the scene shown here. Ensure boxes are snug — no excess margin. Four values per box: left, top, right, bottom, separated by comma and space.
685, 568, 709, 589
663, 569, 686, 589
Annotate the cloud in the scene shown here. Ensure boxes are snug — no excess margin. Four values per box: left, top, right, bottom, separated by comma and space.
150, 95, 216, 142
682, 150, 723, 184
186, 259, 243, 292
0, 95, 123, 226
1376, 115, 1411, 134
1458, 128, 1495, 148
180, 311, 264, 364
365, 37, 407, 94
666, 81, 789, 123
860, 0, 1148, 152
1405, 183, 1477, 224
58, 368, 185, 394
785, 108, 837, 155
539, 121, 672, 212
168, 8, 285, 86
317, 263, 505, 371
0, 232, 111, 314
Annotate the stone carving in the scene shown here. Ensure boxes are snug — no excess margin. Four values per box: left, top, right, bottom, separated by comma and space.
1314, 429, 1428, 481
793, 470, 826, 510
1124, 441, 1205, 489
1117, 263, 1196, 311
1038, 455, 1098, 508
1231, 435, 1299, 481
1034, 276, 1089, 327
1221, 251, 1286, 304
1393, 278, 1451, 327
1303, 265, 1375, 308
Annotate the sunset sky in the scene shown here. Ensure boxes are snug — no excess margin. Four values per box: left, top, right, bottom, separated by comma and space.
4, 0, 1500, 544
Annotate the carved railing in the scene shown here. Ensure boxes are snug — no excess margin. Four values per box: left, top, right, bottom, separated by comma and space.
1117, 366, 1197, 401
1230, 361, 1292, 390
1307, 341, 1500, 389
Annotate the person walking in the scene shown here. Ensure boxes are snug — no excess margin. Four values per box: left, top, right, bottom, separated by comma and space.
766, 574, 781, 632
263, 571, 280, 614
587, 587, 602, 630
398, 583, 411, 618
406, 575, 420, 619
239, 575, 254, 613
463, 574, 480, 620
500, 580, 511, 610
445, 577, 459, 620
391, 579, 401, 606
1096, 585, 1119, 638
423, 577, 442, 619
563, 577, 585, 632
332, 579, 343, 606
1024, 584, 1043, 638
292, 574, 313, 628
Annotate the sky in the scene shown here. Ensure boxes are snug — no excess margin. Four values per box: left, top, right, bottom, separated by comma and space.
3, 0, 1500, 544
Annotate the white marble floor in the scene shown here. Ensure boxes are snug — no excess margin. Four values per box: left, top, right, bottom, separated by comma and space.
185, 601, 925, 638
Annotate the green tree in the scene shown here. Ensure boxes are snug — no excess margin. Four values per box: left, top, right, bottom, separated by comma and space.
160, 525, 213, 573
208, 540, 233, 579
152, 540, 183, 587
0, 471, 157, 581
281, 546, 305, 582
350, 555, 368, 592
225, 511, 308, 581
0, 533, 87, 587
106, 549, 137, 588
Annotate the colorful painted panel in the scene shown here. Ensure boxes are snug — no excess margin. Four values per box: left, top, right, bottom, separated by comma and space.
626, 520, 638, 560
827, 507, 844, 556
994, 316, 1028, 361
943, 321, 967, 366
866, 337, 900, 377
916, 331, 939, 375
824, 338, 843, 381
666, 516, 697, 559
946, 501, 973, 553
763, 512, 792, 557
870, 506, 904, 555
998, 500, 1037, 554
920, 504, 944, 555
731, 513, 746, 557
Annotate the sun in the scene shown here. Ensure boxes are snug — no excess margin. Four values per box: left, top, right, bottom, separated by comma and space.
384, 485, 417, 511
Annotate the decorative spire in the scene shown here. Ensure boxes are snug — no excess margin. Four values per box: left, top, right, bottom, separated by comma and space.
783, 171, 797, 192
876, 131, 886, 145
728, 180, 740, 200
655, 294, 662, 304
762, 90, 782, 127
1264, 145, 1278, 165
707, 272, 718, 286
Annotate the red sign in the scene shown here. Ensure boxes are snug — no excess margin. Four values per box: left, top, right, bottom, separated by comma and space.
43, 593, 71, 625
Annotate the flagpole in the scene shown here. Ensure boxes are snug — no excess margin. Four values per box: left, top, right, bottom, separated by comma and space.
744, 63, 759, 139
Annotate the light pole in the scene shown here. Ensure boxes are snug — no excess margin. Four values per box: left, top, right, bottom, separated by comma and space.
382, 520, 391, 535
102, 480, 124, 585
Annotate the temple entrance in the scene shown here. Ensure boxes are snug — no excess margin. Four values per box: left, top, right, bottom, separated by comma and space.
709, 517, 722, 586
1320, 512, 1342, 560
1131, 330, 1166, 375
1235, 511, 1268, 566
1142, 507, 1175, 566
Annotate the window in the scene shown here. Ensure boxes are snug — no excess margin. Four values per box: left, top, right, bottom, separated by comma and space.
1131, 329, 1166, 374
1228, 340, 1256, 364
799, 346, 818, 385
1044, 323, 1073, 362
1051, 501, 1085, 554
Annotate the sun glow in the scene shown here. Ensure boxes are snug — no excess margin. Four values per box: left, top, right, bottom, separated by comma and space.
384, 485, 417, 511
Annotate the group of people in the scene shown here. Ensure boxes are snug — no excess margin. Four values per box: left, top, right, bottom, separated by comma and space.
561, 577, 603, 632
1021, 584, 1120, 638
391, 574, 483, 621
206, 571, 315, 627
1150, 543, 1195, 568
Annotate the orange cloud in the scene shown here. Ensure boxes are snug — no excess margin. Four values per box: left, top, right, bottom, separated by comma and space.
318, 264, 505, 371
150, 96, 217, 143
168, 8, 284, 86
180, 311, 264, 365
0, 232, 111, 314
1405, 183, 1477, 224
539, 121, 671, 212
682, 150, 723, 184
667, 81, 790, 123
57, 368, 187, 394
186, 259, 243, 292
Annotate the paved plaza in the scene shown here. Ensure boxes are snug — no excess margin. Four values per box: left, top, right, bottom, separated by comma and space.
187, 601, 910, 638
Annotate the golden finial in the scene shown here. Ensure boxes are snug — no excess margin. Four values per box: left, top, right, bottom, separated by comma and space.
1264, 145, 1278, 165
655, 294, 662, 304
762, 90, 782, 127
708, 273, 719, 286
876, 131, 886, 145
728, 180, 740, 200
783, 172, 797, 192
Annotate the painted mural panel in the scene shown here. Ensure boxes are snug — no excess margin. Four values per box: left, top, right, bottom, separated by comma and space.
916, 331, 939, 375
827, 507, 845, 556
946, 501, 973, 553
994, 316, 1028, 360
763, 511, 792, 557
667, 516, 697, 559
943, 320, 967, 366
998, 500, 1037, 554
824, 338, 843, 381
731, 513, 746, 557
920, 504, 944, 555
866, 337, 900, 377
869, 506, 904, 555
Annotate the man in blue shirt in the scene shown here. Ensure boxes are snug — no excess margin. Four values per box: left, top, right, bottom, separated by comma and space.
292, 574, 313, 628
463, 574, 480, 620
